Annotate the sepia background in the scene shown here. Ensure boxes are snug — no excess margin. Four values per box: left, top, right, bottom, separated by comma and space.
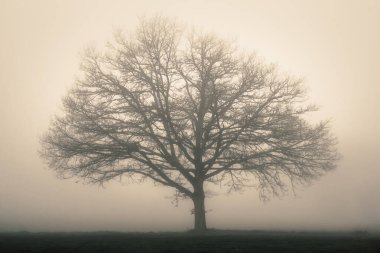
0, 0, 379, 232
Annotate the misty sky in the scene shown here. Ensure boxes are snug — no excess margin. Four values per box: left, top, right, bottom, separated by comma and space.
1, 0, 379, 232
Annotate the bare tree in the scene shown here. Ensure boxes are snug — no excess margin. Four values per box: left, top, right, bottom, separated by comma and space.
40, 16, 339, 232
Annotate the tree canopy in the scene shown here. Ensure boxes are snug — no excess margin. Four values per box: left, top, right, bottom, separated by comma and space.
40, 16, 339, 232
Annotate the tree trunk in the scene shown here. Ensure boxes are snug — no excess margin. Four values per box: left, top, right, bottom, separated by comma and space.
192, 185, 207, 233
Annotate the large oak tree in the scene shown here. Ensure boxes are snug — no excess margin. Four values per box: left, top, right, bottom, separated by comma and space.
40, 16, 339, 232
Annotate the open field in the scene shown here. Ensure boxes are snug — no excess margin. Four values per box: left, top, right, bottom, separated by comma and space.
0, 230, 379, 253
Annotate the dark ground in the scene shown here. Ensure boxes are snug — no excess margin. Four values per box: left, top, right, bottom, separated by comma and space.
0, 230, 379, 253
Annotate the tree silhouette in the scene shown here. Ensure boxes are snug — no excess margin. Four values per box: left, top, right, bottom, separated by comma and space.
40, 16, 339, 232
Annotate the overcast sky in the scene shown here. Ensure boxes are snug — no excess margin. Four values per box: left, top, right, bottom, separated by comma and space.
1, 0, 379, 232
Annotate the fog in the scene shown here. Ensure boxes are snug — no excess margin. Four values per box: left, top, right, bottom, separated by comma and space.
1, 0, 379, 232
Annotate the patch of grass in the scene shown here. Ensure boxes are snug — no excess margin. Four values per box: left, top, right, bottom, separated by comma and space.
0, 230, 379, 253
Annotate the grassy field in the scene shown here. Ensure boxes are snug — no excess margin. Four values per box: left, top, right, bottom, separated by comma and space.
0, 230, 379, 253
